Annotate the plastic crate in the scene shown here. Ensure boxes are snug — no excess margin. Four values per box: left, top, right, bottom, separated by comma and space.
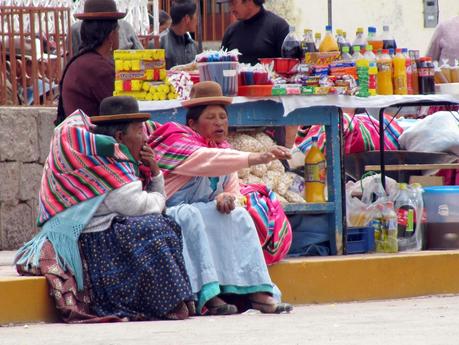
345, 227, 375, 254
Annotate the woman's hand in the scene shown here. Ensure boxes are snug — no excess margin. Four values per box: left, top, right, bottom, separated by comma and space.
248, 146, 292, 166
215, 193, 236, 214
140, 145, 160, 176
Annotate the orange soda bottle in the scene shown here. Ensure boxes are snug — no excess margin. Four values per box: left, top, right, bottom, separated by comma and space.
377, 49, 394, 95
393, 48, 408, 95
319, 25, 339, 52
304, 137, 326, 202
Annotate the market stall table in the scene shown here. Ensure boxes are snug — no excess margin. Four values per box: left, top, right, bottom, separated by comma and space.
139, 93, 459, 256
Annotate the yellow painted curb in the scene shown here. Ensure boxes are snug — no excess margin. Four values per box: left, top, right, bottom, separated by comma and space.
0, 276, 58, 324
1, 251, 459, 324
269, 251, 459, 304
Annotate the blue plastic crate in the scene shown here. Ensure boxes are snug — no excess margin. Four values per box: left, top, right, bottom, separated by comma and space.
345, 227, 375, 254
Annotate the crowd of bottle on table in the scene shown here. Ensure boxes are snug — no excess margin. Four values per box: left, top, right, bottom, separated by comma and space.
272, 24, 440, 97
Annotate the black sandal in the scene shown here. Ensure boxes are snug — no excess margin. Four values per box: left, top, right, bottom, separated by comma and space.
250, 301, 293, 314
206, 303, 238, 316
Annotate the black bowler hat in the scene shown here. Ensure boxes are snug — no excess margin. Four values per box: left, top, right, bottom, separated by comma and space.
91, 96, 150, 124
74, 0, 126, 20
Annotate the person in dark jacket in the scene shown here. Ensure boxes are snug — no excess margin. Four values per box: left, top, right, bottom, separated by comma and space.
56, 0, 123, 125
160, 0, 198, 69
219, 0, 289, 65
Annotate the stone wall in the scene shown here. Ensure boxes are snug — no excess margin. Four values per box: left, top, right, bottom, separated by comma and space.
0, 107, 55, 250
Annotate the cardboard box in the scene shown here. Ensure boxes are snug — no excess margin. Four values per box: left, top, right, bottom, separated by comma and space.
409, 175, 444, 187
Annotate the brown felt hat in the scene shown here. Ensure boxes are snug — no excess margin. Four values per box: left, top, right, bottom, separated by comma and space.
91, 96, 150, 124
74, 0, 126, 20
182, 81, 232, 108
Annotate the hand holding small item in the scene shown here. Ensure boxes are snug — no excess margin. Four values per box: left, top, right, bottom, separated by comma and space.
140, 144, 160, 176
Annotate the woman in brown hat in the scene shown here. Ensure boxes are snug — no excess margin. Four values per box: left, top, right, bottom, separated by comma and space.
149, 81, 293, 315
17, 96, 194, 322
55, 0, 124, 125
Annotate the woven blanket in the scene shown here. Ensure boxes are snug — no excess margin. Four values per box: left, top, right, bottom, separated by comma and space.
147, 122, 229, 176
38, 110, 140, 225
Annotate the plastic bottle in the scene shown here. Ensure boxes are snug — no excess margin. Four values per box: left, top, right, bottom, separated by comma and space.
409, 183, 425, 251
336, 29, 349, 53
409, 50, 420, 94
382, 25, 397, 50
402, 48, 414, 94
304, 137, 326, 203
342, 31, 352, 52
418, 57, 436, 94
281, 26, 302, 59
377, 49, 394, 95
341, 46, 353, 61
352, 46, 365, 65
364, 44, 376, 64
319, 25, 339, 52
314, 32, 322, 51
300, 28, 317, 61
367, 26, 383, 52
368, 61, 378, 96
382, 201, 399, 253
352, 27, 366, 54
393, 48, 408, 95
395, 183, 416, 239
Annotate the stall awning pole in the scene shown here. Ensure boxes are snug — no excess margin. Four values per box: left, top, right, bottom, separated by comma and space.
328, 0, 333, 26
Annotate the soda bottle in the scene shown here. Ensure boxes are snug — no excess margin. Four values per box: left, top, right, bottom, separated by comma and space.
409, 183, 425, 251
367, 26, 383, 52
393, 48, 408, 95
336, 29, 349, 53
319, 25, 339, 52
377, 49, 393, 95
409, 50, 420, 94
304, 137, 326, 203
382, 201, 399, 253
364, 44, 376, 63
368, 61, 378, 96
352, 27, 366, 54
300, 28, 317, 61
395, 183, 416, 239
402, 48, 414, 94
281, 26, 302, 59
314, 32, 322, 52
382, 25, 397, 50
352, 45, 365, 65
341, 46, 353, 61
418, 57, 436, 94
342, 31, 352, 52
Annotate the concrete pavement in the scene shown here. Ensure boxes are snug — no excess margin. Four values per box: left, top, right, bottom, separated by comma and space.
1, 295, 458, 345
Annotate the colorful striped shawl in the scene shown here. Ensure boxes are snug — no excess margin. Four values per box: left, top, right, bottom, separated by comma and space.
147, 122, 229, 176
38, 110, 140, 225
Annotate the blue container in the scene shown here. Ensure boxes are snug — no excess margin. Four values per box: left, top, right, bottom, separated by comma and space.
423, 186, 459, 223
423, 186, 459, 250
345, 227, 375, 254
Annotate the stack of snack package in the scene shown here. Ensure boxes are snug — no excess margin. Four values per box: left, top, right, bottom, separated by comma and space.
113, 49, 179, 101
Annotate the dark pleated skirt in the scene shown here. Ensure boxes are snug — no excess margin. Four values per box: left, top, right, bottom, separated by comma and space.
80, 214, 192, 320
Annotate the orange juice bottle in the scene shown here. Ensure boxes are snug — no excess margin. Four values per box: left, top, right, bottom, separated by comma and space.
304, 137, 326, 203
319, 25, 339, 52
393, 48, 408, 95
367, 26, 383, 52
377, 49, 394, 95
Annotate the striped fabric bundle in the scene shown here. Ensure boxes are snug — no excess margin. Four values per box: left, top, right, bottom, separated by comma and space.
38, 110, 140, 225
240, 184, 292, 265
148, 122, 229, 176
294, 113, 404, 155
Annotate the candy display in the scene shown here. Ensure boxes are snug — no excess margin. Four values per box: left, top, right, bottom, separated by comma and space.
113, 49, 179, 101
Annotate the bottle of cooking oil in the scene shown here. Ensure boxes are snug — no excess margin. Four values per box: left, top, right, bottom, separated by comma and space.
304, 137, 326, 202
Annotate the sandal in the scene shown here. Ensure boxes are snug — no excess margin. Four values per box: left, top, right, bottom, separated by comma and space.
207, 303, 238, 316
186, 300, 197, 316
250, 300, 293, 314
163, 301, 189, 320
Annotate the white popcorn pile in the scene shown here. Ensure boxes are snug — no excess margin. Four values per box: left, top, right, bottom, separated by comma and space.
226, 131, 306, 205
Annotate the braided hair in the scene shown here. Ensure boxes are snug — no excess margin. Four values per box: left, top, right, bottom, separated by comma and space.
55, 20, 119, 126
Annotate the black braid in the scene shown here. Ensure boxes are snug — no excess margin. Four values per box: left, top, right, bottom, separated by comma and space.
55, 20, 118, 126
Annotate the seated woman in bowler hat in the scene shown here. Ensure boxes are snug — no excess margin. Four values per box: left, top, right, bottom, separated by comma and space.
16, 97, 194, 322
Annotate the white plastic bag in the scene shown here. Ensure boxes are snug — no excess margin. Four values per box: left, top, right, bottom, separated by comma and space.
398, 111, 459, 155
